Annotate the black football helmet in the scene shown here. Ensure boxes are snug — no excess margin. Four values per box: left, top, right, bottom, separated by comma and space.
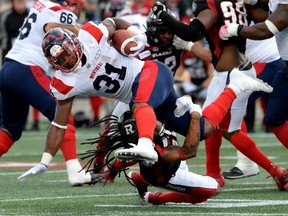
118, 111, 138, 144
42, 28, 83, 73
56, 0, 84, 14
146, 10, 175, 47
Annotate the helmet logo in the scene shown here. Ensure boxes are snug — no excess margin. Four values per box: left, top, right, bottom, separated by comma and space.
50, 45, 62, 57
123, 123, 136, 135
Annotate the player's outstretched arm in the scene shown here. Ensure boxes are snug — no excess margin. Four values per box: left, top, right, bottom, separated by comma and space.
18, 98, 74, 181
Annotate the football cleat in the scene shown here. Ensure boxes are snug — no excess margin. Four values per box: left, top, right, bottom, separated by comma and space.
69, 171, 102, 187
228, 68, 273, 94
115, 142, 158, 164
222, 166, 260, 180
128, 171, 149, 199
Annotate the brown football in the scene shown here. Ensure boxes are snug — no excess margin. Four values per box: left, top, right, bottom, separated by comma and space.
112, 29, 138, 56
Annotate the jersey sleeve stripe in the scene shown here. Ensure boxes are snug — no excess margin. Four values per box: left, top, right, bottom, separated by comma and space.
49, 5, 72, 12
51, 77, 73, 95
81, 22, 103, 43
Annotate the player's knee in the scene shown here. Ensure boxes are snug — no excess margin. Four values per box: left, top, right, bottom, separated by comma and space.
263, 115, 284, 127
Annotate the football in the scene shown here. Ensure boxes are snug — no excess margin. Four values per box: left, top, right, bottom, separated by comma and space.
112, 29, 138, 56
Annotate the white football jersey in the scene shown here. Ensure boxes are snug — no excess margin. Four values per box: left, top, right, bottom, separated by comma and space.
6, 0, 78, 72
51, 21, 145, 103
269, 0, 288, 60
246, 23, 280, 64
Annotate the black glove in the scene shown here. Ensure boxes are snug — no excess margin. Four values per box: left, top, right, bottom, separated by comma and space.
151, 1, 167, 19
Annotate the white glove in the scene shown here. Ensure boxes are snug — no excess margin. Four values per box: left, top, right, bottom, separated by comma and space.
219, 23, 241, 40
174, 95, 202, 118
18, 163, 47, 181
173, 36, 194, 51
128, 34, 147, 57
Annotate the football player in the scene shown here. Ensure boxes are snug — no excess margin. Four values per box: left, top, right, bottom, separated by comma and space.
0, 0, 101, 186
81, 111, 220, 205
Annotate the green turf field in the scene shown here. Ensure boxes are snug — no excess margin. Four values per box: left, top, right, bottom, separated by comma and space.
0, 126, 287, 216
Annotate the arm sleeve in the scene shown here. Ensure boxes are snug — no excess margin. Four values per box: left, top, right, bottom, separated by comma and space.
161, 12, 206, 42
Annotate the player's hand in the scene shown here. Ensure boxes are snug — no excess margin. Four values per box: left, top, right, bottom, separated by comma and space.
128, 34, 147, 57
173, 36, 194, 51
151, 1, 167, 19
18, 163, 47, 181
174, 95, 202, 117
219, 23, 243, 40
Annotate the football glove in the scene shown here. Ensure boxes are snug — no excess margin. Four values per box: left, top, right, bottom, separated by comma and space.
18, 163, 47, 181
151, 1, 167, 19
129, 34, 147, 57
219, 23, 243, 40
174, 95, 202, 118
173, 36, 194, 51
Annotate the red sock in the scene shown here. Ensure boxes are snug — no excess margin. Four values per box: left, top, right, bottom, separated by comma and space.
134, 105, 156, 140
33, 108, 39, 121
0, 130, 14, 157
89, 96, 103, 118
94, 126, 110, 165
157, 192, 208, 204
230, 131, 273, 173
205, 129, 223, 176
202, 88, 236, 129
60, 124, 77, 161
269, 121, 288, 148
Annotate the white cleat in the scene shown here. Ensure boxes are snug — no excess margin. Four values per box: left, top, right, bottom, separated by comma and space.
115, 143, 158, 164
66, 159, 102, 186
228, 68, 273, 94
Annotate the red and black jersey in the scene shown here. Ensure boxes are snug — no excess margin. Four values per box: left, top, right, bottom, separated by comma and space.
193, 0, 248, 67
137, 45, 183, 76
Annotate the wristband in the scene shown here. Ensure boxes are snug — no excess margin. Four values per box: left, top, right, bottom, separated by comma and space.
106, 18, 116, 27
186, 42, 195, 51
40, 152, 53, 166
51, 121, 68, 129
265, 20, 279, 35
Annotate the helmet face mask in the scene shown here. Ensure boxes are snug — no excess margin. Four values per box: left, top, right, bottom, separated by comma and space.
146, 11, 175, 47
56, 0, 84, 14
42, 28, 83, 73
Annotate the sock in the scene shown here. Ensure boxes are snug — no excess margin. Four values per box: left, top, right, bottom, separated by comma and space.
230, 131, 273, 173
134, 105, 156, 140
89, 96, 103, 118
60, 124, 77, 161
157, 192, 208, 204
205, 129, 223, 177
33, 108, 39, 122
94, 126, 110, 165
202, 88, 236, 129
269, 121, 288, 148
0, 130, 14, 157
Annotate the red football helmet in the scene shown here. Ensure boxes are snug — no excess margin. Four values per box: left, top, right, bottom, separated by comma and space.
56, 0, 84, 14
42, 28, 83, 73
